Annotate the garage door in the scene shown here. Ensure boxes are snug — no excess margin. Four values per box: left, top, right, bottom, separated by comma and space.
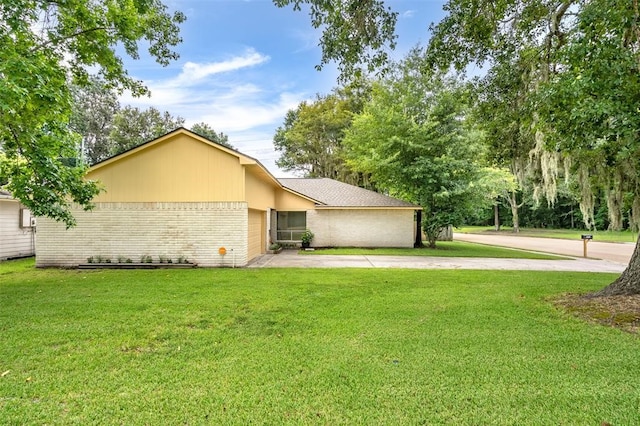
247, 209, 265, 261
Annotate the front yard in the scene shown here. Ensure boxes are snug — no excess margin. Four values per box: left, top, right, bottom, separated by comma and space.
1, 259, 637, 424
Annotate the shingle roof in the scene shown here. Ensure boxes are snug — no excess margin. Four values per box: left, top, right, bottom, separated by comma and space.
278, 178, 418, 208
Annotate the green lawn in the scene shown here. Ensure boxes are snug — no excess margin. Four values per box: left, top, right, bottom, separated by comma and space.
301, 241, 568, 259
1, 259, 637, 424
458, 225, 639, 243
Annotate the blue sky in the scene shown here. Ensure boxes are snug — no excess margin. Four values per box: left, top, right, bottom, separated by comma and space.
120, 0, 448, 177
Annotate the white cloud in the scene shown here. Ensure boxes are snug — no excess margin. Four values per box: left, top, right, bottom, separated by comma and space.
188, 91, 302, 133
170, 49, 269, 87
117, 48, 310, 176
401, 10, 416, 19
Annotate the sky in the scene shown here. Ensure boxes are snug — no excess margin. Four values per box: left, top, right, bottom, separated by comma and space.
119, 0, 449, 177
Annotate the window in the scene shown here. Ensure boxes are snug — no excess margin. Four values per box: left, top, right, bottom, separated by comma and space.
276, 211, 306, 241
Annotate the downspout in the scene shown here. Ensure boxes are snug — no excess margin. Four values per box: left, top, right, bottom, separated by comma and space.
414, 210, 423, 248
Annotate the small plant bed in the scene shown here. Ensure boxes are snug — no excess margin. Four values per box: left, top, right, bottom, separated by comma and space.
78, 262, 196, 270
266, 243, 283, 254
554, 293, 640, 334
80, 255, 195, 269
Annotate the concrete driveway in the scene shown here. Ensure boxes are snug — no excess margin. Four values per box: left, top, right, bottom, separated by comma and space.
453, 232, 635, 265
248, 248, 626, 273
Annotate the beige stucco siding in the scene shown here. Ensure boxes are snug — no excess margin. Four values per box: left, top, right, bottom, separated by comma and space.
88, 134, 244, 202
307, 209, 415, 248
0, 200, 35, 259
36, 202, 248, 267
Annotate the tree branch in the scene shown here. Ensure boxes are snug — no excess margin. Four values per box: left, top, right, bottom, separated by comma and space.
542, 0, 575, 81
30, 26, 112, 53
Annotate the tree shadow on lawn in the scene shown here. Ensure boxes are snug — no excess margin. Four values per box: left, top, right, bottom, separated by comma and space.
553, 294, 640, 334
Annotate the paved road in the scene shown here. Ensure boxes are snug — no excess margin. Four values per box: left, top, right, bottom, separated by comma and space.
249, 248, 626, 273
453, 232, 635, 265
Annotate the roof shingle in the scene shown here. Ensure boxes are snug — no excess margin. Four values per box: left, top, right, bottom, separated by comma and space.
278, 178, 418, 208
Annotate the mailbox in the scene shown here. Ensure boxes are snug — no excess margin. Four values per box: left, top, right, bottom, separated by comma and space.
581, 234, 593, 258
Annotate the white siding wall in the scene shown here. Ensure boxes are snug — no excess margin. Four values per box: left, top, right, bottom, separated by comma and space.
0, 200, 35, 260
36, 202, 248, 267
307, 209, 415, 248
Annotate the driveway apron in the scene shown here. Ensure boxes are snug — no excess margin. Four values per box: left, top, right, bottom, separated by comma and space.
248, 249, 625, 273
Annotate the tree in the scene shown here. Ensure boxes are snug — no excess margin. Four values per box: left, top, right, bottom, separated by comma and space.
70, 76, 120, 165
109, 106, 185, 155
274, 94, 352, 177
472, 56, 543, 233
426, 0, 640, 295
343, 53, 492, 248
274, 0, 398, 80
0, 0, 185, 226
273, 85, 375, 188
190, 122, 233, 149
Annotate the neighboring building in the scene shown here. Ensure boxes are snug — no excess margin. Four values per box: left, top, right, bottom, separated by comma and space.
36, 128, 420, 267
0, 191, 36, 260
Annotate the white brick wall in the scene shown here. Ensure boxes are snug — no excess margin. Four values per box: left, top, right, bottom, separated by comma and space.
36, 202, 248, 267
307, 209, 415, 248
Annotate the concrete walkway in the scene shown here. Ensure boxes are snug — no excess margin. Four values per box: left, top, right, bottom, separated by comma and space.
248, 248, 626, 273
453, 232, 635, 265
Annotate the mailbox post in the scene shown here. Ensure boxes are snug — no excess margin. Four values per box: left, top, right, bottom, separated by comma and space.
581, 234, 593, 257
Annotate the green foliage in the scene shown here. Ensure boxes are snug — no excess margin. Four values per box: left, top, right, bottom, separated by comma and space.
190, 122, 233, 149
426, 0, 640, 292
109, 106, 185, 155
274, 0, 398, 80
344, 50, 492, 247
427, 0, 640, 229
0, 0, 185, 226
69, 82, 231, 162
274, 91, 370, 186
70, 76, 120, 164
536, 0, 640, 230
300, 229, 314, 244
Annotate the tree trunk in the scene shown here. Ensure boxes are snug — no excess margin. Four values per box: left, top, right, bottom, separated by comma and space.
494, 203, 500, 231
591, 235, 640, 296
510, 191, 520, 233
606, 183, 624, 231
414, 210, 424, 248
570, 205, 575, 229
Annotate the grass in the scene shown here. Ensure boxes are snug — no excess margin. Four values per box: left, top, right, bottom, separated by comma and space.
301, 241, 568, 259
1, 258, 638, 424
458, 225, 639, 243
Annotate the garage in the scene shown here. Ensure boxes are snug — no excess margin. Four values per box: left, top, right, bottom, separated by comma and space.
247, 209, 266, 261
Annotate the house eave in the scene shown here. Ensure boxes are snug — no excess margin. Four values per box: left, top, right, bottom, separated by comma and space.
89, 127, 258, 173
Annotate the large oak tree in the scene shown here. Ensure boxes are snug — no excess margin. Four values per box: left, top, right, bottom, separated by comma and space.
425, 0, 640, 295
0, 0, 185, 226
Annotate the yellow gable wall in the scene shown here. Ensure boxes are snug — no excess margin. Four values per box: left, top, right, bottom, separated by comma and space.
275, 188, 316, 210
88, 133, 244, 202
245, 167, 276, 210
